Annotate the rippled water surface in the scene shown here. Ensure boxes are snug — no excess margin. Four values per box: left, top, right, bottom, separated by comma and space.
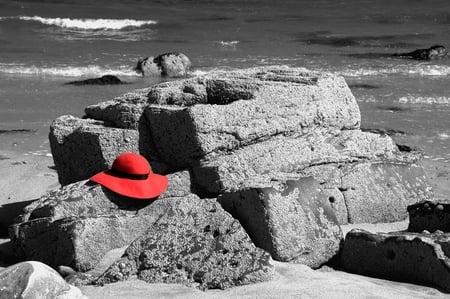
0, 0, 449, 162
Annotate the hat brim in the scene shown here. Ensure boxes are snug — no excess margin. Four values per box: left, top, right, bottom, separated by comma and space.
90, 171, 168, 199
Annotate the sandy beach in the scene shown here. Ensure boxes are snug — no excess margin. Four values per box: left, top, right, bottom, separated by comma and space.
0, 147, 448, 298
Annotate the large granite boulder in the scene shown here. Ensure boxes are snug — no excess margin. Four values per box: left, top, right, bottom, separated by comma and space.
95, 197, 274, 290
341, 229, 450, 293
195, 129, 431, 223
219, 176, 342, 267
408, 200, 450, 233
0, 261, 86, 299
9, 171, 192, 272
144, 68, 360, 169
135, 52, 191, 77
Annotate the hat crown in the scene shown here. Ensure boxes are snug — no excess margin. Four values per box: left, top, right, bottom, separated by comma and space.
111, 153, 150, 175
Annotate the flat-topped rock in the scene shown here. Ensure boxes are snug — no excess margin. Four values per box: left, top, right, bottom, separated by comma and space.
84, 87, 153, 129
144, 67, 360, 168
408, 200, 450, 233
192, 129, 400, 193
218, 176, 342, 267
95, 197, 274, 290
9, 171, 192, 272
341, 229, 450, 293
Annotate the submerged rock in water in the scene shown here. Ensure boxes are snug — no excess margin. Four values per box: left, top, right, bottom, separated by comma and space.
66, 75, 124, 85
0, 261, 86, 299
95, 197, 274, 290
392, 45, 448, 60
341, 229, 450, 293
135, 52, 191, 77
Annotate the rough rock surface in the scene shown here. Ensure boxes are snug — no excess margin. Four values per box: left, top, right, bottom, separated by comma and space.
219, 176, 342, 267
84, 87, 152, 129
408, 200, 450, 233
9, 171, 192, 272
49, 115, 169, 185
0, 261, 86, 299
135, 52, 191, 77
194, 129, 431, 223
341, 229, 450, 293
49, 66, 431, 225
144, 68, 360, 168
49, 115, 141, 185
95, 197, 274, 290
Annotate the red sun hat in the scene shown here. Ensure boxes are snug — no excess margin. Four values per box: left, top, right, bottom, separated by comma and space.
90, 153, 168, 199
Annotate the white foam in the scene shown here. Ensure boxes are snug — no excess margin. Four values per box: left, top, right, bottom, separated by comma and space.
0, 63, 139, 77
398, 96, 450, 105
438, 133, 450, 140
217, 40, 240, 47
338, 64, 450, 78
0, 16, 157, 30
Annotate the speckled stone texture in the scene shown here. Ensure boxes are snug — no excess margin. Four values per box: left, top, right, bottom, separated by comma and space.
341, 229, 450, 293
49, 115, 169, 185
144, 67, 360, 169
218, 176, 342, 267
84, 87, 153, 129
9, 171, 192, 272
95, 197, 274, 290
0, 261, 86, 299
49, 115, 141, 185
194, 129, 431, 223
408, 200, 450, 233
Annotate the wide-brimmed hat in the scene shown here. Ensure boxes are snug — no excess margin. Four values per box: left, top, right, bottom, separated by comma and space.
90, 153, 168, 199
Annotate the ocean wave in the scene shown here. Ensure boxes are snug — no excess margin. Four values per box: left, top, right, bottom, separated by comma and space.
398, 96, 450, 105
0, 16, 157, 30
337, 64, 450, 78
217, 40, 240, 47
0, 63, 139, 77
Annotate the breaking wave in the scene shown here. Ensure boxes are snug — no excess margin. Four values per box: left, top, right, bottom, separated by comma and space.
0, 16, 157, 30
337, 64, 450, 78
0, 63, 139, 77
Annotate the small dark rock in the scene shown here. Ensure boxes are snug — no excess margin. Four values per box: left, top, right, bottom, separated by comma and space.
393, 45, 448, 60
66, 75, 124, 86
348, 83, 380, 89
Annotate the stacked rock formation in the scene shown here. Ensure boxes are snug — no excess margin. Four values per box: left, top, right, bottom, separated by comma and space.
9, 66, 432, 288
342, 200, 450, 292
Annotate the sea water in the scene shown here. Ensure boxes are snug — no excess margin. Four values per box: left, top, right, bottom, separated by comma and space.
0, 0, 449, 164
